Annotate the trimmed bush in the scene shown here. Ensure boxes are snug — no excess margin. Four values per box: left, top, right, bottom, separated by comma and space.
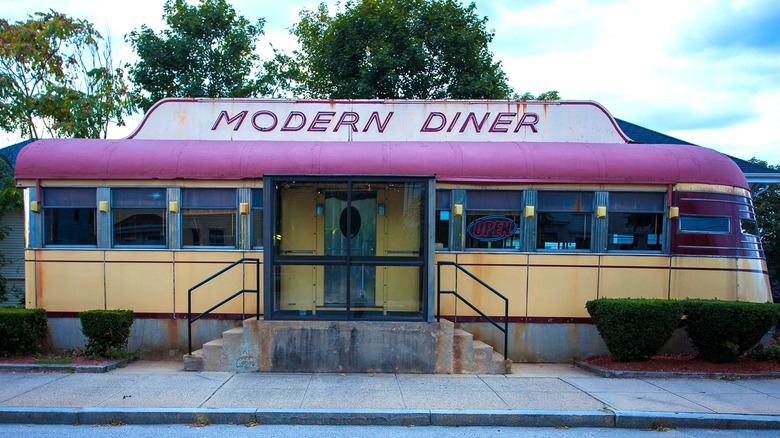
0, 308, 48, 355
684, 300, 778, 363
79, 309, 134, 357
586, 298, 684, 362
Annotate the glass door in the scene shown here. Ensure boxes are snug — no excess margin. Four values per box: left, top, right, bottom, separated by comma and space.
267, 176, 431, 321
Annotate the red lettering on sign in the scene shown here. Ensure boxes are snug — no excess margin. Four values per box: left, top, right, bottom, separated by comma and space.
211, 110, 248, 131
515, 112, 539, 133
281, 111, 306, 131
420, 112, 446, 132
489, 112, 515, 133
251, 110, 277, 132
308, 111, 336, 132
459, 112, 490, 133
335, 112, 360, 132
362, 111, 394, 133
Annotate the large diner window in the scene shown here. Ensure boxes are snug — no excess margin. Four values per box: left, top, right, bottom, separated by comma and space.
607, 192, 664, 251
43, 188, 97, 246
465, 190, 522, 250
112, 188, 167, 247
182, 188, 237, 247
537, 191, 593, 250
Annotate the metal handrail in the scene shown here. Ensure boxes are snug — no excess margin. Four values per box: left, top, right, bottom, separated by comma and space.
436, 260, 509, 360
187, 258, 260, 355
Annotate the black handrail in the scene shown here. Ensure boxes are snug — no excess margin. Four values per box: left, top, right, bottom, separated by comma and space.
436, 260, 509, 360
187, 258, 260, 355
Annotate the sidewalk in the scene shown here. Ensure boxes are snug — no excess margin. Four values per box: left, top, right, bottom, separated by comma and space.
0, 361, 778, 429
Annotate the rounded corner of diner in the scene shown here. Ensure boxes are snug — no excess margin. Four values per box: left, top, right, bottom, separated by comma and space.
14, 99, 771, 364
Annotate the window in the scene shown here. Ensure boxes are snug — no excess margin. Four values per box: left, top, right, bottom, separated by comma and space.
740, 218, 759, 236
607, 192, 664, 251
537, 191, 593, 250
435, 190, 450, 250
251, 189, 263, 248
112, 188, 166, 247
679, 215, 730, 234
465, 190, 522, 250
43, 188, 97, 246
182, 189, 237, 247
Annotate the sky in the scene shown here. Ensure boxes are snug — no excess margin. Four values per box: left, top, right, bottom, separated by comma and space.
2, 0, 779, 163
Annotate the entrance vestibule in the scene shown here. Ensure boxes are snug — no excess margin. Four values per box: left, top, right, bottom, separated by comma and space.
264, 176, 434, 321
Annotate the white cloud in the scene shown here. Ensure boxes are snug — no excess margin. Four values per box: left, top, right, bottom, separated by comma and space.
2, 0, 778, 164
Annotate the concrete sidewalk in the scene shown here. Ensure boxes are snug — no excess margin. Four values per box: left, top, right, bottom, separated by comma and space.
0, 361, 778, 429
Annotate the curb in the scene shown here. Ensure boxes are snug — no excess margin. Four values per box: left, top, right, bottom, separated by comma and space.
0, 359, 129, 374
0, 407, 778, 429
575, 361, 780, 380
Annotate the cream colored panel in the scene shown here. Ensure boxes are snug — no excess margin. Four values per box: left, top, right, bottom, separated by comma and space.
670, 257, 737, 301
599, 255, 670, 299
36, 259, 104, 312
174, 252, 248, 314
527, 254, 598, 318
443, 253, 527, 317
737, 258, 772, 303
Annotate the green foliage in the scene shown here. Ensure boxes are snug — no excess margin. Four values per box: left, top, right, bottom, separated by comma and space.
0, 308, 48, 355
127, 0, 266, 112
0, 10, 133, 139
285, 0, 513, 99
749, 158, 780, 300
79, 309, 134, 357
586, 298, 684, 362
684, 300, 778, 363
748, 344, 780, 361
518, 90, 561, 100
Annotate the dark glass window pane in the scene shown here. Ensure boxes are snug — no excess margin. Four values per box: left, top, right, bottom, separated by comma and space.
113, 208, 166, 246
112, 188, 166, 207
609, 192, 665, 211
44, 208, 96, 245
467, 190, 522, 210
679, 216, 730, 234
44, 188, 95, 207
436, 190, 451, 210
537, 212, 591, 250
251, 210, 263, 248
183, 189, 235, 208
251, 189, 263, 209
741, 219, 759, 236
607, 212, 663, 251
538, 192, 593, 211
183, 210, 236, 246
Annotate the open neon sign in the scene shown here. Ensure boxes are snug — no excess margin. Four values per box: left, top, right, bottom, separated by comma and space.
467, 215, 517, 242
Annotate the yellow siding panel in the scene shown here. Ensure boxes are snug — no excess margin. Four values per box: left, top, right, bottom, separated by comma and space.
599, 255, 670, 299
527, 254, 598, 318
670, 257, 737, 301
37, 260, 104, 312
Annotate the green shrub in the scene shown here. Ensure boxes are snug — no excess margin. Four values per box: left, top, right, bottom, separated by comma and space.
586, 298, 684, 362
684, 300, 778, 363
79, 309, 134, 357
748, 344, 780, 361
0, 308, 48, 355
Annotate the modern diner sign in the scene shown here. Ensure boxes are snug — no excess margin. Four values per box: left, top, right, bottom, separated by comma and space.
129, 99, 629, 144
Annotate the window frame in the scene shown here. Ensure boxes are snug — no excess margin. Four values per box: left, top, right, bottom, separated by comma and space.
42, 187, 98, 247
111, 187, 168, 248
181, 188, 239, 249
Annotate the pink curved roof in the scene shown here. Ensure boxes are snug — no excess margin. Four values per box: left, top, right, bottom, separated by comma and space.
14, 139, 748, 189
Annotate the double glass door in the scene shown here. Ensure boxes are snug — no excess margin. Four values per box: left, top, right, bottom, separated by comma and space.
268, 177, 430, 320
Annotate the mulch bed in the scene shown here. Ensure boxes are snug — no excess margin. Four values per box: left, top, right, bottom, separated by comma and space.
0, 353, 106, 366
585, 352, 780, 374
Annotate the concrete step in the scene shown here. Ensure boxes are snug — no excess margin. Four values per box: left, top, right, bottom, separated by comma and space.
452, 329, 474, 374
221, 327, 245, 358
182, 349, 204, 371
202, 338, 228, 371
471, 340, 493, 373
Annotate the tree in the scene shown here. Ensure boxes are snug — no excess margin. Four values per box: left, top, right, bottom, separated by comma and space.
286, 0, 513, 99
0, 11, 132, 139
749, 158, 780, 301
127, 0, 266, 112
